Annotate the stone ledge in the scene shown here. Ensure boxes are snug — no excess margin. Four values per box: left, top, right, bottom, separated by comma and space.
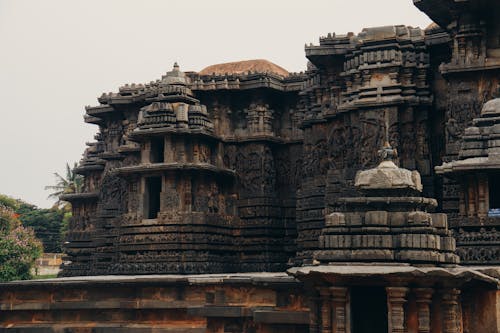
0, 327, 206, 333
0, 272, 298, 289
288, 264, 500, 286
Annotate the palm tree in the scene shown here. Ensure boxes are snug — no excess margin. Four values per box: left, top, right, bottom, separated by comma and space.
45, 162, 83, 208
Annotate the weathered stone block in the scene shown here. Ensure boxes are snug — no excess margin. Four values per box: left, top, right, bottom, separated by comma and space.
365, 211, 388, 225
431, 213, 448, 229
325, 212, 345, 226
350, 249, 394, 261
318, 235, 325, 248
389, 212, 407, 226
408, 211, 430, 225
345, 213, 363, 226
396, 250, 440, 262
337, 235, 351, 248
440, 236, 456, 252
399, 234, 439, 250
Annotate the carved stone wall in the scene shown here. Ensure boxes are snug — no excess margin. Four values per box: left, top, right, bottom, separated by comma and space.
63, 64, 303, 275
63, 1, 500, 273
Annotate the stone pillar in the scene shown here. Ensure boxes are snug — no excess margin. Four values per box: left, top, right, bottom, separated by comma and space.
139, 177, 146, 218
176, 139, 186, 163
414, 288, 434, 333
331, 287, 350, 333
216, 141, 224, 168
309, 295, 321, 333
442, 288, 462, 333
458, 188, 466, 216
477, 174, 488, 219
183, 177, 192, 212
164, 136, 174, 163
192, 140, 200, 163
141, 141, 151, 164
467, 176, 476, 217
386, 287, 409, 333
319, 288, 332, 333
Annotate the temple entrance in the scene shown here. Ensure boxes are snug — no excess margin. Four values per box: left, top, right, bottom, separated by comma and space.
145, 177, 162, 219
351, 287, 388, 333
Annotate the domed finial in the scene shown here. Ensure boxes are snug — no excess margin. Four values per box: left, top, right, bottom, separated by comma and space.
378, 141, 398, 162
173, 62, 179, 71
481, 98, 500, 116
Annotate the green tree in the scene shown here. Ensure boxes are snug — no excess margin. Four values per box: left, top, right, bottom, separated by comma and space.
16, 203, 67, 253
0, 195, 43, 281
44, 162, 83, 208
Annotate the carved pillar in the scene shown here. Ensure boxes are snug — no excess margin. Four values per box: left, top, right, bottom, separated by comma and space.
467, 176, 477, 217
183, 177, 192, 212
414, 288, 434, 333
459, 187, 466, 216
309, 295, 321, 333
139, 177, 146, 218
477, 174, 488, 219
176, 139, 186, 163
386, 287, 409, 333
331, 287, 350, 333
192, 140, 200, 164
164, 136, 174, 163
216, 141, 224, 168
141, 142, 151, 163
319, 288, 332, 333
442, 288, 462, 333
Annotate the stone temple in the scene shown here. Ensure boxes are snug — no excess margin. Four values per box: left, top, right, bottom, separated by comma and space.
2, 1, 500, 332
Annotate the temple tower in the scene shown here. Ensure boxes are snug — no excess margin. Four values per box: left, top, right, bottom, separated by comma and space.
436, 98, 500, 264
297, 25, 433, 264
414, 0, 500, 248
114, 64, 238, 273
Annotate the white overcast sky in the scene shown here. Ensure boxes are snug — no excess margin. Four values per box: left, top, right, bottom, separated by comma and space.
0, 0, 432, 208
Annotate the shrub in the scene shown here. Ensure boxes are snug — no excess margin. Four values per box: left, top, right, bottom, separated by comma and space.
0, 196, 43, 281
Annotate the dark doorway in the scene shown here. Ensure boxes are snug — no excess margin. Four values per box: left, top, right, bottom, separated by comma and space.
146, 177, 162, 219
150, 138, 165, 163
351, 287, 388, 333
489, 175, 500, 209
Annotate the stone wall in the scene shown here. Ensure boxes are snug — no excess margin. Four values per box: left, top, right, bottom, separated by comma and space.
0, 274, 309, 333
2, 270, 500, 333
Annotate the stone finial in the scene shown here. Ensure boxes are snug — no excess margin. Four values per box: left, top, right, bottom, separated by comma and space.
378, 141, 398, 162
161, 62, 188, 85
481, 98, 500, 116
355, 143, 423, 192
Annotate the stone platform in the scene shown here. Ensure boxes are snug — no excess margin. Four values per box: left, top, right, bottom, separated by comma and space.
1, 267, 500, 332
0, 273, 309, 333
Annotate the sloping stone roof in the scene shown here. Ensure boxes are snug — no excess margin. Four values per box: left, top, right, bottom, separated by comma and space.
199, 59, 289, 77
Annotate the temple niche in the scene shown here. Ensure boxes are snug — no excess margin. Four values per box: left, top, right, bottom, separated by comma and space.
6, 1, 500, 332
